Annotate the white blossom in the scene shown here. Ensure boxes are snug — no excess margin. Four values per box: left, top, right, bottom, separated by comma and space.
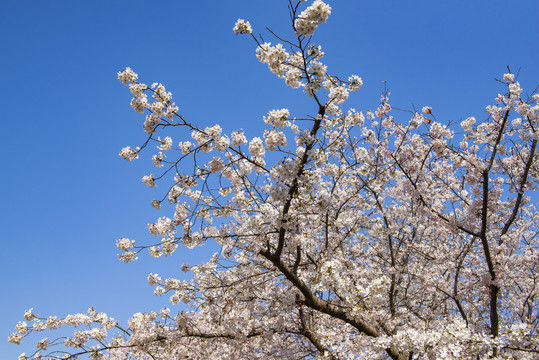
151, 199, 161, 210
152, 152, 164, 168
264, 130, 287, 151
147, 273, 161, 287
142, 174, 156, 188
264, 109, 290, 128
503, 73, 515, 82
119, 146, 139, 161
328, 84, 349, 104
116, 238, 134, 251
233, 19, 252, 35
248, 137, 265, 158
158, 136, 173, 151
24, 308, 36, 321
348, 75, 363, 91
231, 131, 247, 146
179, 141, 192, 154
294, 0, 332, 36
117, 67, 138, 85
208, 156, 225, 173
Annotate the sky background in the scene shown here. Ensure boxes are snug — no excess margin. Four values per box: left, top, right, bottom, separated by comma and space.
1, 0, 538, 358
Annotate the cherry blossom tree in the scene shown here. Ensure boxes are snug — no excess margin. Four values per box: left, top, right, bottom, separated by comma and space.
10, 1, 539, 359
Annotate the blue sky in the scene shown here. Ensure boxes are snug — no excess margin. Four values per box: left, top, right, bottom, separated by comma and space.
1, 0, 538, 358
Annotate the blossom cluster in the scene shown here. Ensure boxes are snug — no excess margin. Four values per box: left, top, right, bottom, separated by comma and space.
10, 308, 118, 360
119, 146, 139, 161
232, 19, 252, 35
116, 68, 179, 135
294, 0, 332, 36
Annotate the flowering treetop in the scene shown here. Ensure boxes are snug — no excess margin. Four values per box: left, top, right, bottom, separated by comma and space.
10, 1, 539, 359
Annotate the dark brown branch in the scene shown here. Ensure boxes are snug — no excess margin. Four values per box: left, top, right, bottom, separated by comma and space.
480, 170, 499, 343
293, 245, 302, 275
299, 308, 338, 360
275, 105, 325, 258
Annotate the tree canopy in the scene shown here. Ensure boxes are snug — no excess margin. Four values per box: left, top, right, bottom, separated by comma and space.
10, 1, 539, 359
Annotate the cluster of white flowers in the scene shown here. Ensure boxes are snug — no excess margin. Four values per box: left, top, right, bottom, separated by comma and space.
152, 152, 164, 168
503, 73, 515, 83
142, 174, 156, 188
148, 216, 174, 237
375, 102, 391, 118
429, 121, 453, 139
118, 69, 179, 142
381, 117, 393, 129
264, 109, 290, 128
508, 81, 523, 98
422, 106, 432, 114
119, 146, 139, 161
118, 251, 137, 263
147, 273, 161, 287
143, 114, 160, 134
11, 308, 118, 359
248, 137, 265, 158
162, 239, 178, 256
410, 112, 429, 127
348, 75, 363, 91
269, 182, 289, 202
208, 156, 225, 173
152, 83, 172, 103
191, 130, 208, 147
328, 84, 349, 105
117, 67, 138, 85
178, 141, 192, 154
294, 0, 331, 36
304, 60, 326, 95
24, 309, 36, 321
264, 130, 287, 151
205, 124, 222, 139
175, 174, 197, 189
460, 116, 476, 132
130, 96, 147, 114
344, 109, 365, 127
255, 36, 333, 94
256, 43, 289, 77
129, 83, 146, 98
284, 66, 302, 89
151, 199, 161, 210
231, 130, 247, 146
233, 19, 252, 35
8, 333, 22, 345
204, 125, 230, 152
116, 238, 135, 251
15, 321, 28, 336
310, 60, 327, 78
158, 136, 173, 151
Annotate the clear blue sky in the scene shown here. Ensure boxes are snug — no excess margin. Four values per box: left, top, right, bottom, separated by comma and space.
1, 1, 538, 358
